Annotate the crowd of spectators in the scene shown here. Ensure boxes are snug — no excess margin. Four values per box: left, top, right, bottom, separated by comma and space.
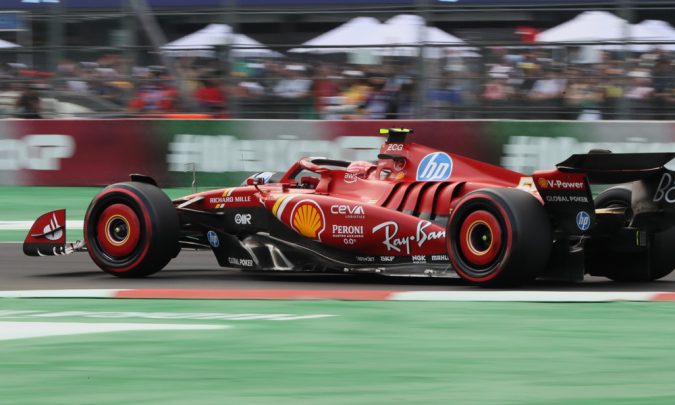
2, 46, 675, 120
463, 47, 675, 120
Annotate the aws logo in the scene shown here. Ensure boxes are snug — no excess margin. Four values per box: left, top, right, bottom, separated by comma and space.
290, 199, 325, 241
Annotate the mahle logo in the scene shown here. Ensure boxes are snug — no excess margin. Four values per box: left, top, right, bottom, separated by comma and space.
416, 152, 452, 181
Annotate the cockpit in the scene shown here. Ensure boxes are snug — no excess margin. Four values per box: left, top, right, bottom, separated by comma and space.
280, 158, 376, 190
244, 128, 413, 190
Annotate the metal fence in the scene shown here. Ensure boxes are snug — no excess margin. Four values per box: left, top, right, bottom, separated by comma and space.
1, 0, 674, 120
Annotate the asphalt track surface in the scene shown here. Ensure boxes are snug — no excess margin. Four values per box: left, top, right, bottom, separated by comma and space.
5, 243, 675, 292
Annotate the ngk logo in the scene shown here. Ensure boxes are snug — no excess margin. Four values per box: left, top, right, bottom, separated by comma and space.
540, 178, 585, 190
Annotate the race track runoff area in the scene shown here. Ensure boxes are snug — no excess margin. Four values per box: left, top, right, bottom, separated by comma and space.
1, 298, 675, 404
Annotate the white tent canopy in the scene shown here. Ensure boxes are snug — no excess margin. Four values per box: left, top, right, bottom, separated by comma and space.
0, 39, 19, 49
631, 20, 675, 50
289, 17, 383, 54
538, 11, 675, 51
635, 20, 675, 40
377, 14, 475, 58
537, 11, 629, 43
161, 24, 282, 58
289, 14, 475, 58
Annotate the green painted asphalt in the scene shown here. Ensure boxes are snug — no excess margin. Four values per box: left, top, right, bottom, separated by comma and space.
1, 299, 675, 404
0, 186, 199, 221
0, 187, 205, 242
0, 186, 103, 221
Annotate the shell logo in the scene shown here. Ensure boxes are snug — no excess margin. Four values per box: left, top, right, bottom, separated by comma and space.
537, 177, 549, 189
290, 199, 325, 241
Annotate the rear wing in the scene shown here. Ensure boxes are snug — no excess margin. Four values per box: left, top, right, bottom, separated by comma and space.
556, 152, 675, 184
534, 152, 675, 234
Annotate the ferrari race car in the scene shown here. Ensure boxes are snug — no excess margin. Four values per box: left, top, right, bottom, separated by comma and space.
23, 128, 675, 286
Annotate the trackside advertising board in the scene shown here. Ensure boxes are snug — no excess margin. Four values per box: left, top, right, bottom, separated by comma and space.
1, 119, 675, 186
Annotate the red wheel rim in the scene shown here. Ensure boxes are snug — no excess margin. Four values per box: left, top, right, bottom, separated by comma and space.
458, 210, 502, 267
96, 204, 141, 258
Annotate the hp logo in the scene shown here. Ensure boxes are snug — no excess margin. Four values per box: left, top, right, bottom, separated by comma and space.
207, 230, 220, 248
416, 152, 453, 181
576, 211, 591, 231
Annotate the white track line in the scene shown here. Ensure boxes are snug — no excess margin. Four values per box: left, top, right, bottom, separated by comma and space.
0, 322, 227, 341
0, 289, 125, 298
390, 291, 659, 302
0, 289, 672, 302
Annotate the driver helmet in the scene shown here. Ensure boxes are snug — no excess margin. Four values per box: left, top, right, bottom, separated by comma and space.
346, 161, 376, 179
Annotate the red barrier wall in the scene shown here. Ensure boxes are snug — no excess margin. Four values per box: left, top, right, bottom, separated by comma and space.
1, 119, 674, 186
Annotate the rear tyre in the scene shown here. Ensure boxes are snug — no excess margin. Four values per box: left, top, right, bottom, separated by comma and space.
84, 182, 180, 278
592, 186, 675, 281
446, 188, 552, 287
593, 186, 632, 218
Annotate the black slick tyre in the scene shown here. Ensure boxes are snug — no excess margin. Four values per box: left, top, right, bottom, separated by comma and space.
84, 182, 180, 278
592, 186, 675, 281
446, 188, 552, 287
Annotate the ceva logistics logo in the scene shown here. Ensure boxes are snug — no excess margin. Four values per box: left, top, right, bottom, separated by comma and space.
416, 152, 453, 181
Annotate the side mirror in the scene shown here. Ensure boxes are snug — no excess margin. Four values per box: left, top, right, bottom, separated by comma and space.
246, 177, 265, 186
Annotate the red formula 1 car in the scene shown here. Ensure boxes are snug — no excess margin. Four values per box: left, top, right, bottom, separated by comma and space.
23, 128, 675, 286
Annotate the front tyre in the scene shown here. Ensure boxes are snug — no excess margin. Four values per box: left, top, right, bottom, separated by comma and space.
447, 188, 552, 286
84, 182, 180, 278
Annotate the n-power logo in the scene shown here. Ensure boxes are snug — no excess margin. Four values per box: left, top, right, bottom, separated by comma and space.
416, 152, 453, 181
